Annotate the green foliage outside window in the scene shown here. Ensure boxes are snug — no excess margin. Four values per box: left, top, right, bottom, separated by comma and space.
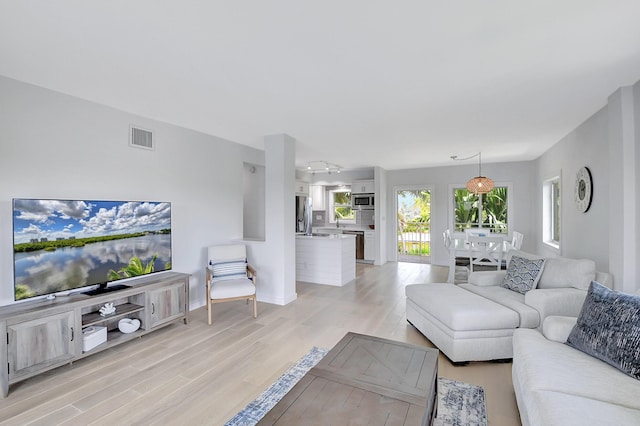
333, 191, 354, 220
398, 190, 431, 256
454, 187, 508, 233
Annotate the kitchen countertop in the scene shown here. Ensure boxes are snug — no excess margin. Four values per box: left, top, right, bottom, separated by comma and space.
315, 226, 375, 232
296, 233, 355, 239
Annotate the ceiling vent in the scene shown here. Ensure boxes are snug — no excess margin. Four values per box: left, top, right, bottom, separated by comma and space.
129, 126, 154, 150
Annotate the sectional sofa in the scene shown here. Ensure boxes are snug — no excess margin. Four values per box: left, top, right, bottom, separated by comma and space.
513, 286, 640, 425
405, 249, 611, 362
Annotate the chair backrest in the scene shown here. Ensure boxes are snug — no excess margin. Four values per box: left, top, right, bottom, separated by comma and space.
208, 244, 247, 263
464, 228, 491, 241
511, 231, 524, 250
468, 235, 504, 271
207, 244, 248, 283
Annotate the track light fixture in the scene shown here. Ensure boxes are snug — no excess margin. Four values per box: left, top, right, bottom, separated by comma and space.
305, 161, 342, 175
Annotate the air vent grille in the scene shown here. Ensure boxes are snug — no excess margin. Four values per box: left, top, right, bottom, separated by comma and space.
130, 126, 154, 150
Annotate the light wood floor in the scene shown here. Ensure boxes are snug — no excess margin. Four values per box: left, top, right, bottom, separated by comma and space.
0, 262, 521, 425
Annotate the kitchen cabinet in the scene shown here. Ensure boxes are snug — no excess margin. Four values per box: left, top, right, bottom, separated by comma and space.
310, 185, 325, 210
364, 230, 375, 261
296, 181, 309, 195
352, 180, 374, 194
296, 234, 356, 286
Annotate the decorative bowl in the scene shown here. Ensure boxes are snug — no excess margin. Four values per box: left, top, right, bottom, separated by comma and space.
368, 225, 375, 229
118, 318, 141, 334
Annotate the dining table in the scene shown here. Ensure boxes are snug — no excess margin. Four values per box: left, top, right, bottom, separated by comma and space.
446, 234, 511, 283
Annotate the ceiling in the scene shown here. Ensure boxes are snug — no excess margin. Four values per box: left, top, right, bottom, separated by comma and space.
1, 1, 639, 171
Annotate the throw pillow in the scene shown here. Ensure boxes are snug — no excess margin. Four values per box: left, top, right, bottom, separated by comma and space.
566, 281, 640, 380
209, 258, 247, 281
501, 255, 545, 294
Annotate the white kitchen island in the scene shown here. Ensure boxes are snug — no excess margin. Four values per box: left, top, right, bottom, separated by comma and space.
295, 234, 356, 286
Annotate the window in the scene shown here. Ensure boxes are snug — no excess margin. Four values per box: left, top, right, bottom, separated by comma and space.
543, 175, 561, 249
329, 189, 354, 223
452, 186, 509, 234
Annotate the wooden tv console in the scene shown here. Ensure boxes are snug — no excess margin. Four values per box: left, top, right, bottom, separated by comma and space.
0, 271, 189, 398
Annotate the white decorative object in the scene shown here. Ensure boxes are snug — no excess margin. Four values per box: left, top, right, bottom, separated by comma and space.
99, 302, 116, 317
82, 326, 107, 352
118, 318, 141, 333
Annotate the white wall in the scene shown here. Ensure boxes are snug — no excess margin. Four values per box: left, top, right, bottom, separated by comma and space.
535, 106, 610, 269
243, 162, 265, 240
535, 79, 640, 292
251, 134, 297, 305
635, 82, 640, 291
386, 161, 535, 267
0, 76, 264, 308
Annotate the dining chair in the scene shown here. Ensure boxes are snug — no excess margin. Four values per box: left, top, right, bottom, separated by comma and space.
443, 229, 452, 249
205, 244, 257, 325
464, 228, 491, 240
443, 229, 455, 283
468, 235, 504, 272
511, 231, 524, 250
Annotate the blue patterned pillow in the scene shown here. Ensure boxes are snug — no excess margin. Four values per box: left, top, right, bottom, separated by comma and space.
566, 281, 640, 380
501, 255, 545, 294
209, 258, 247, 281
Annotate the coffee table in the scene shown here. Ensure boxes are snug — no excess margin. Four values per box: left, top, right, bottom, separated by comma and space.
258, 332, 439, 425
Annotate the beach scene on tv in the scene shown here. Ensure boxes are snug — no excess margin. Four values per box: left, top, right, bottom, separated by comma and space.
13, 199, 172, 300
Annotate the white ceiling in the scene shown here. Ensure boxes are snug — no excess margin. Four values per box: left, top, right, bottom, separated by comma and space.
1, 1, 639, 171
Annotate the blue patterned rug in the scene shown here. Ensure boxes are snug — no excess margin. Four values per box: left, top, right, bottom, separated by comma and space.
225, 347, 487, 426
434, 378, 487, 426
225, 347, 329, 426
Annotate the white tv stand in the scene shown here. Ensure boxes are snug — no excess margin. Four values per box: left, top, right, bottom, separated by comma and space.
0, 271, 189, 398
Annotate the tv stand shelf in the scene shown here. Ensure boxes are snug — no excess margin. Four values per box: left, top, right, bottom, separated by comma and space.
82, 303, 144, 327
0, 271, 189, 398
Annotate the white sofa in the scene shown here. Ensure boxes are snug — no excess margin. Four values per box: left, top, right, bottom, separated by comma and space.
513, 316, 640, 425
405, 249, 611, 362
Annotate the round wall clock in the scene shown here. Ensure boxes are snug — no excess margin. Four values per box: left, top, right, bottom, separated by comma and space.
575, 166, 593, 213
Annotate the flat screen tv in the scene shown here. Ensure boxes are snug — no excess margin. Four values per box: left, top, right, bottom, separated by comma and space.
13, 198, 172, 301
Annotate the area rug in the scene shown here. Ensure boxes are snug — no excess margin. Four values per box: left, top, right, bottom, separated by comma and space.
225, 346, 329, 426
225, 346, 487, 426
433, 378, 487, 426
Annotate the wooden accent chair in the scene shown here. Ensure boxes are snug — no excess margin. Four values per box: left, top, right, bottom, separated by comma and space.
205, 244, 257, 325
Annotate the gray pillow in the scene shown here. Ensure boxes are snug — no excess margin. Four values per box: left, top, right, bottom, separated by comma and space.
501, 255, 545, 294
566, 281, 640, 380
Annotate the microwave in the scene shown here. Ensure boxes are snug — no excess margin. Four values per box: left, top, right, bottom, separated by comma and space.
352, 194, 374, 209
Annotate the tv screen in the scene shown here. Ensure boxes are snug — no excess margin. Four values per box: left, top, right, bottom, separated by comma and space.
13, 198, 172, 300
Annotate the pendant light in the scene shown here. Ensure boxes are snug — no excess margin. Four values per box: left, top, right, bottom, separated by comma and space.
451, 152, 494, 194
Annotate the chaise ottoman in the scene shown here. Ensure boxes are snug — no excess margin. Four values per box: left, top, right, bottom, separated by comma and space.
406, 283, 519, 362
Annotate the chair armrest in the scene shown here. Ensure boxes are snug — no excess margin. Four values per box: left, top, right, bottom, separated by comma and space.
246, 264, 257, 284
542, 316, 577, 343
525, 288, 587, 327
467, 270, 506, 287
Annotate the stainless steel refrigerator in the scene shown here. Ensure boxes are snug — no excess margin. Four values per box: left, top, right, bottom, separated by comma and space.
295, 195, 313, 235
